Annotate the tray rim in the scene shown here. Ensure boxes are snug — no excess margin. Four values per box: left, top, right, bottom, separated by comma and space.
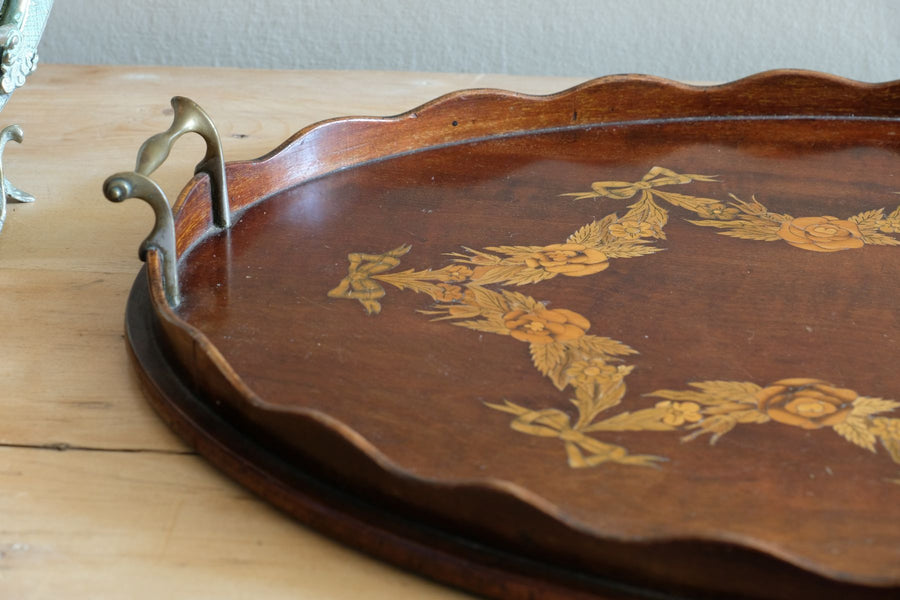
170, 68, 900, 259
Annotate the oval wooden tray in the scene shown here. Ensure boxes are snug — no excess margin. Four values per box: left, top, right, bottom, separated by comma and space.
118, 71, 900, 599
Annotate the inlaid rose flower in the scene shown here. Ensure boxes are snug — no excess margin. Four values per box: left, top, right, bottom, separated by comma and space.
503, 307, 590, 344
755, 378, 856, 429
523, 243, 609, 276
776, 216, 864, 252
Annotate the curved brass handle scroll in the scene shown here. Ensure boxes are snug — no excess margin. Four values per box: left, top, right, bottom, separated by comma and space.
104, 97, 231, 307
135, 97, 230, 229
104, 172, 180, 306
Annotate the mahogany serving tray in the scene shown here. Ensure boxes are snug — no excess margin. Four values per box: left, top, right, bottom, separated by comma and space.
109, 71, 900, 599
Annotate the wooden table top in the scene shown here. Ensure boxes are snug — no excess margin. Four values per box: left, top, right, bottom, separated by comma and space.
0, 64, 586, 600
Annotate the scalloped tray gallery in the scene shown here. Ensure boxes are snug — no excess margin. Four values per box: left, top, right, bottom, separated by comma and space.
111, 71, 900, 599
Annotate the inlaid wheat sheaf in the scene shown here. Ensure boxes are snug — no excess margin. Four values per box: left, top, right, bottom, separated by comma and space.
327, 167, 900, 479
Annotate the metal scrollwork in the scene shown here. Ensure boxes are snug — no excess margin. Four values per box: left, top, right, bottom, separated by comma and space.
0, 23, 36, 94
0, 0, 53, 234
0, 0, 53, 108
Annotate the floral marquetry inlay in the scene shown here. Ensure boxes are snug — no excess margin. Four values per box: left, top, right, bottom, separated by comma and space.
327, 167, 900, 479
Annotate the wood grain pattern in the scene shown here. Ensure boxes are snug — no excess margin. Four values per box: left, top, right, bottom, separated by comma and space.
127, 71, 900, 598
0, 64, 588, 600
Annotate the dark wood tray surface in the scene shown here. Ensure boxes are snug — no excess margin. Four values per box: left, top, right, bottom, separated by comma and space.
127, 71, 900, 599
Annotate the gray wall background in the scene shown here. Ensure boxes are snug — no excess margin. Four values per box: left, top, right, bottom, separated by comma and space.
40, 0, 898, 82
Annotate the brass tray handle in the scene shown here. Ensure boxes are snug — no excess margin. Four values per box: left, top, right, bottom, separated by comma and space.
104, 97, 230, 307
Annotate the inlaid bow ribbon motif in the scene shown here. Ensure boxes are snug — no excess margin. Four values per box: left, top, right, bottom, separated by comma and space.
490, 401, 663, 468
327, 244, 412, 315
563, 166, 719, 201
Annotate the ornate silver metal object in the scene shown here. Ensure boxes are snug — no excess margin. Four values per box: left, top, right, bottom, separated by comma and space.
0, 0, 52, 111
0, 0, 52, 233
104, 97, 231, 307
